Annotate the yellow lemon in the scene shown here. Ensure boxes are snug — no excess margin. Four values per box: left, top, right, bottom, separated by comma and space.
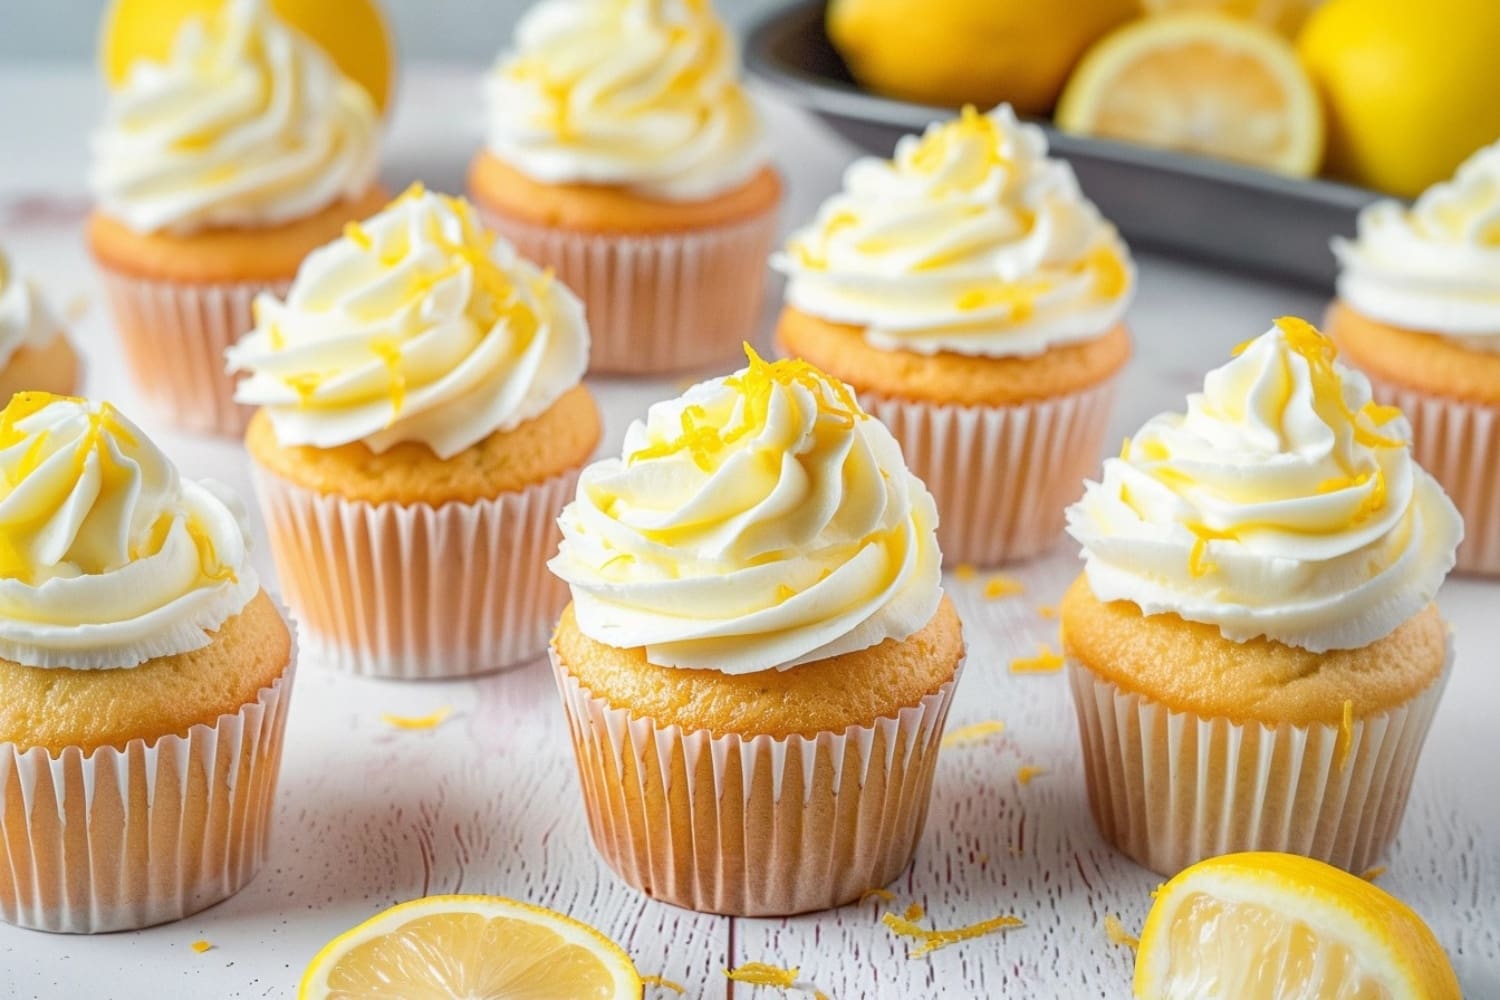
827, 0, 1140, 116
1142, 0, 1320, 35
1135, 852, 1462, 999
100, 0, 395, 112
1056, 13, 1323, 176
299, 894, 644, 999
1298, 0, 1500, 197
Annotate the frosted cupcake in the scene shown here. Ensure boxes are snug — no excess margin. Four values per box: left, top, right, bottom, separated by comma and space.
230, 186, 599, 679
1329, 140, 1500, 574
470, 0, 782, 374
549, 349, 963, 915
89, 0, 384, 435
1063, 318, 1461, 876
0, 248, 79, 400
0, 393, 295, 932
774, 104, 1134, 566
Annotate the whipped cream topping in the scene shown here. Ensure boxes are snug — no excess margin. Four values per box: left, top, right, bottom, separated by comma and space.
484, 0, 769, 201
0, 394, 258, 669
551, 349, 942, 674
1334, 141, 1500, 347
774, 104, 1133, 358
228, 186, 589, 458
90, 0, 378, 235
0, 250, 63, 370
1067, 318, 1461, 653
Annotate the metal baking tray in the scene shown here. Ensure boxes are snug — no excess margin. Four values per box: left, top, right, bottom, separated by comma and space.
744, 0, 1382, 288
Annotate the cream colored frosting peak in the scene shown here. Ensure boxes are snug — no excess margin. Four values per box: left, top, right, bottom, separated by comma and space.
0, 248, 63, 370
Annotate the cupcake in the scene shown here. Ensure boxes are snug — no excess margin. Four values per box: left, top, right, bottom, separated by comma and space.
1062, 318, 1462, 877
773, 104, 1134, 566
88, 0, 385, 436
229, 186, 599, 680
0, 248, 80, 400
548, 348, 963, 916
1328, 141, 1500, 575
470, 0, 782, 375
0, 392, 295, 932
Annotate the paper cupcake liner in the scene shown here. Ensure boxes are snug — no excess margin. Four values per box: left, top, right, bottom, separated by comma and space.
550, 649, 963, 916
476, 208, 778, 376
0, 639, 297, 933
95, 267, 286, 437
863, 377, 1120, 566
1364, 377, 1500, 576
1067, 637, 1453, 878
254, 464, 579, 679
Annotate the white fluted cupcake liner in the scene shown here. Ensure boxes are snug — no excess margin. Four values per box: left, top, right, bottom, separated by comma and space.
254, 466, 579, 679
1067, 637, 1453, 878
476, 208, 778, 376
0, 649, 297, 933
550, 649, 963, 916
96, 268, 286, 437
863, 377, 1120, 567
1365, 377, 1500, 576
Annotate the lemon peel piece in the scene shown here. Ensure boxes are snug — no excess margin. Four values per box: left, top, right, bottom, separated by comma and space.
380, 706, 452, 731
941, 721, 1005, 748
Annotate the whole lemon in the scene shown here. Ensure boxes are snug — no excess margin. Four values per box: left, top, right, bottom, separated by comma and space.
828, 0, 1141, 115
1298, 0, 1500, 197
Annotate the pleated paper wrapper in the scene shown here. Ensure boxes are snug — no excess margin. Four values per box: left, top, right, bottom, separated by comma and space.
476, 207, 778, 376
0, 645, 297, 933
96, 268, 285, 437
255, 465, 578, 680
1366, 377, 1500, 576
863, 377, 1119, 567
550, 650, 963, 916
1067, 636, 1453, 878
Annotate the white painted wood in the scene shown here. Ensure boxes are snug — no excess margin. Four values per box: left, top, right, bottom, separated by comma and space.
0, 67, 1495, 999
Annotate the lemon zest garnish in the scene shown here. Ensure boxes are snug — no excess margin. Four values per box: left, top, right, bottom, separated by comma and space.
370, 338, 406, 421
600, 553, 635, 573
1010, 644, 1063, 674
1337, 699, 1354, 771
859, 888, 896, 904
1104, 914, 1139, 950
1017, 765, 1047, 786
343, 221, 373, 251
190, 940, 213, 954
1118, 436, 1132, 460
941, 720, 1005, 748
1361, 866, 1386, 882
903, 902, 925, 921
1274, 317, 1405, 449
953, 563, 978, 582
982, 575, 1025, 600
725, 963, 800, 988
1185, 523, 1237, 578
1037, 604, 1058, 620
775, 583, 798, 604
881, 909, 1024, 959
381, 706, 453, 731
641, 975, 686, 994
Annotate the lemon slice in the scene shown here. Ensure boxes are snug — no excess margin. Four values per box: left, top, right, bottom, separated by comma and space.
1056, 13, 1323, 176
1134, 852, 1462, 999
299, 894, 644, 1000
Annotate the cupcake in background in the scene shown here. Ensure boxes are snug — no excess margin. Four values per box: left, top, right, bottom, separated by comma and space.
0, 248, 79, 400
88, 0, 385, 436
1329, 140, 1500, 574
549, 348, 963, 916
1063, 318, 1461, 877
774, 104, 1133, 567
0, 393, 296, 932
470, 0, 782, 374
230, 185, 599, 679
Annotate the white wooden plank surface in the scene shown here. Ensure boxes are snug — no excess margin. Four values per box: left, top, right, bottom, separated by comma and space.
0, 67, 1495, 999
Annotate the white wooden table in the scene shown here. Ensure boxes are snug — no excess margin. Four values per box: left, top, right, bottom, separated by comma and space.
0, 66, 1496, 1000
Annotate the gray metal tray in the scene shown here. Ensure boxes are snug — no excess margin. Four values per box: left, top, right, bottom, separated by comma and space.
744, 0, 1381, 288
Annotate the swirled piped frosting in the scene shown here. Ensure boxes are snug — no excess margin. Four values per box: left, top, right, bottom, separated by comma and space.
774, 104, 1133, 358
0, 249, 63, 370
228, 185, 589, 458
0, 394, 258, 669
1066, 318, 1462, 653
90, 0, 378, 235
484, 0, 769, 201
550, 348, 942, 674
1334, 141, 1500, 347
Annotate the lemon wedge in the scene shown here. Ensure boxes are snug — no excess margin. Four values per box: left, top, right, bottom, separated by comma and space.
1134, 852, 1462, 999
299, 894, 644, 1000
1057, 13, 1323, 176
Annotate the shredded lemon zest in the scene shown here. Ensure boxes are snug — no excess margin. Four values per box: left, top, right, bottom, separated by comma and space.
1037, 604, 1058, 619
953, 563, 978, 582
903, 902, 925, 921
190, 940, 213, 954
1118, 436, 1132, 460
1103, 914, 1139, 950
641, 974, 686, 994
1337, 699, 1354, 771
725, 962, 803, 989
776, 583, 798, 603
381, 706, 453, 731
1010, 644, 1063, 674
941, 720, 1005, 748
1361, 866, 1386, 882
859, 887, 896, 904
1017, 765, 1046, 786
343, 221, 373, 251
982, 575, 1025, 600
881, 909, 1024, 959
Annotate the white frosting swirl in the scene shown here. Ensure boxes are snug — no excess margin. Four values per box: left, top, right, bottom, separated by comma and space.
774, 105, 1133, 358
1067, 318, 1461, 653
1334, 141, 1500, 347
0, 251, 63, 370
228, 187, 589, 458
90, 0, 379, 235
551, 350, 942, 674
484, 0, 769, 201
0, 394, 258, 669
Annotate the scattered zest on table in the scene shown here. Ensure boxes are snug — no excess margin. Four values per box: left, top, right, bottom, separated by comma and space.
1037, 604, 1058, 619
982, 575, 1025, 600
1010, 644, 1064, 674
1104, 913, 1139, 950
190, 940, 213, 954
1017, 765, 1047, 786
953, 563, 978, 582
641, 974, 686, 994
1337, 699, 1354, 771
380, 706, 453, 731
941, 720, 1005, 748
1361, 866, 1387, 882
725, 962, 830, 999
881, 908, 1025, 959
858, 887, 896, 905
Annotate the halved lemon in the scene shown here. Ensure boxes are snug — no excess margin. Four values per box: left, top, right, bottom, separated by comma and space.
299, 894, 644, 1000
1134, 852, 1462, 999
1056, 12, 1323, 176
